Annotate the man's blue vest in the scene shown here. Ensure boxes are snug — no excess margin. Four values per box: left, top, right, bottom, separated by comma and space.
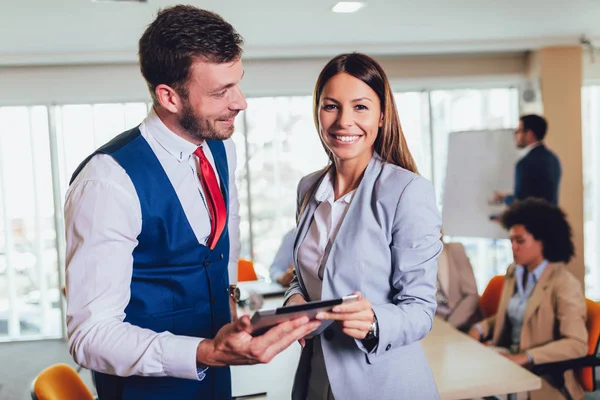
70, 127, 233, 399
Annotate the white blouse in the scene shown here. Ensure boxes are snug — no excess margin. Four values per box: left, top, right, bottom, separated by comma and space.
297, 172, 355, 302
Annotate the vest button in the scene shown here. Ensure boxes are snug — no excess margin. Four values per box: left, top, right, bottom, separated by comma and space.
324, 328, 335, 341
204, 261, 211, 267
220, 253, 224, 260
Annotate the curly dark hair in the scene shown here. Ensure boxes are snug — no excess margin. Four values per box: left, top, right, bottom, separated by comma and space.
500, 198, 574, 263
138, 5, 244, 104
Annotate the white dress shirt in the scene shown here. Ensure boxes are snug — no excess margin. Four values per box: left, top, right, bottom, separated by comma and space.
518, 141, 542, 159
64, 108, 241, 381
297, 172, 355, 302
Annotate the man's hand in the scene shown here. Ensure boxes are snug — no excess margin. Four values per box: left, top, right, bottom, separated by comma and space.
467, 326, 482, 341
196, 314, 320, 367
316, 292, 374, 340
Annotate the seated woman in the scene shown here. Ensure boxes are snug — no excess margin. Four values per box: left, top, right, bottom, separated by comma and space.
436, 241, 482, 332
467, 198, 588, 400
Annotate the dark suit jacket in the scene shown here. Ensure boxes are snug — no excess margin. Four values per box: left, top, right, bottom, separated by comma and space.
512, 144, 561, 205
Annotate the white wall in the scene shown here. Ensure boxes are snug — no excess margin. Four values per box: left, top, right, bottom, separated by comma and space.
0, 64, 149, 106
3, 50, 598, 107
583, 52, 600, 83
0, 52, 529, 106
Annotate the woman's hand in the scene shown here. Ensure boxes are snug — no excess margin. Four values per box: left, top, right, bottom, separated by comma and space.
467, 326, 482, 341
286, 294, 309, 347
502, 352, 530, 366
316, 292, 375, 340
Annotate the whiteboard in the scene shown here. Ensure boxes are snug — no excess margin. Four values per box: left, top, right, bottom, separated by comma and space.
442, 129, 519, 239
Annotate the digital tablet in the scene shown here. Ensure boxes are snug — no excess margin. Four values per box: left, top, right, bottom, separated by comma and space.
249, 294, 359, 337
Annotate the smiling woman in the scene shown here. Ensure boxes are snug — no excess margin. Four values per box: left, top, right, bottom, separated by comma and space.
284, 53, 442, 400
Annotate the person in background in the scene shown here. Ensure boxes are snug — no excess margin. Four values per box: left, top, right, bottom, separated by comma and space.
436, 241, 482, 332
285, 53, 442, 400
64, 6, 319, 399
468, 198, 587, 400
269, 228, 296, 286
493, 114, 561, 206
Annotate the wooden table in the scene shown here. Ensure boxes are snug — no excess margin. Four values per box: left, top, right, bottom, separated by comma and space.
422, 318, 542, 400
232, 283, 541, 399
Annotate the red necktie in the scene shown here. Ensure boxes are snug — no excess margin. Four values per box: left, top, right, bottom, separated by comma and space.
194, 146, 226, 250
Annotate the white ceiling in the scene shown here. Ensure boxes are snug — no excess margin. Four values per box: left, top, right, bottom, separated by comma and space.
1, 0, 599, 66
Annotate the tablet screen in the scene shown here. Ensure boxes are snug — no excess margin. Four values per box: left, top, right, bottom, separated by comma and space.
250, 294, 359, 336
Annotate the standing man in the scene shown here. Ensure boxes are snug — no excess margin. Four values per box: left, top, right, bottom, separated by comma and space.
64, 6, 319, 400
493, 114, 561, 206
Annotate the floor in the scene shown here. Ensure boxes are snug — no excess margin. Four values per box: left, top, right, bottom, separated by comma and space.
2, 339, 600, 400
0, 339, 95, 400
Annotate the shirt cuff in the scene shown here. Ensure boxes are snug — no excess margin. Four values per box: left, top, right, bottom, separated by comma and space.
162, 334, 204, 380
228, 261, 238, 284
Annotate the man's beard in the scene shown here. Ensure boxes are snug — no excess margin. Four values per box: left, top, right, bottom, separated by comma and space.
179, 99, 237, 142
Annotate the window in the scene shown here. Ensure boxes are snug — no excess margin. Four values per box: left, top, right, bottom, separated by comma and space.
54, 103, 149, 200
235, 97, 327, 277
394, 92, 432, 179
0, 102, 150, 341
0, 106, 61, 340
239, 88, 519, 289
430, 88, 519, 291
583, 85, 600, 300
236, 93, 431, 277
0, 86, 521, 340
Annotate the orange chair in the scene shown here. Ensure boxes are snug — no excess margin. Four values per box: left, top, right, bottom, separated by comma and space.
479, 275, 505, 318
532, 299, 600, 399
578, 299, 600, 392
31, 363, 95, 400
238, 258, 258, 282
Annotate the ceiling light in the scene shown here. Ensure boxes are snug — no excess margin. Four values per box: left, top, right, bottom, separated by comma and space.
332, 2, 366, 13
